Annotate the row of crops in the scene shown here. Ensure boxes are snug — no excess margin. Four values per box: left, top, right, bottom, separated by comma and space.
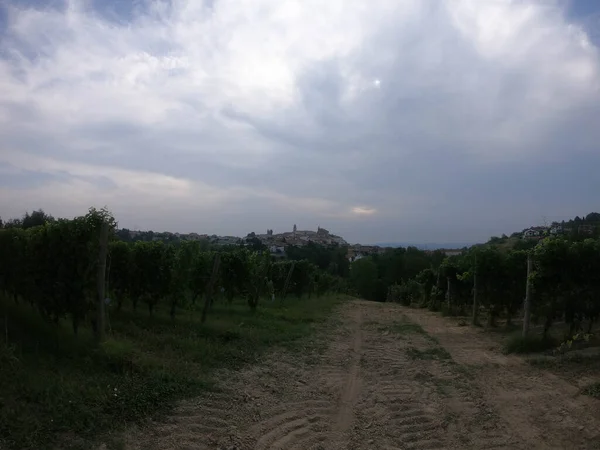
0, 208, 343, 335
388, 238, 600, 337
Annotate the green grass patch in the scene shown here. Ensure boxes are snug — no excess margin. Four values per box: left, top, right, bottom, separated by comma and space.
503, 334, 558, 354
380, 316, 427, 336
0, 294, 347, 449
528, 350, 600, 369
406, 346, 452, 360
582, 382, 600, 399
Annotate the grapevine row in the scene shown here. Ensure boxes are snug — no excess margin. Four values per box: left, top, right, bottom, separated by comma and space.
388, 238, 600, 337
0, 209, 342, 334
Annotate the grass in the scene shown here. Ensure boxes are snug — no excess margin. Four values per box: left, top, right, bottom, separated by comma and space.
0, 293, 346, 450
528, 351, 600, 368
380, 315, 441, 345
582, 382, 600, 399
379, 315, 428, 336
406, 346, 452, 360
503, 333, 558, 354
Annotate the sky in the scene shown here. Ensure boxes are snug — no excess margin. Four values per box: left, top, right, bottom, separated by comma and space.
1, 0, 599, 245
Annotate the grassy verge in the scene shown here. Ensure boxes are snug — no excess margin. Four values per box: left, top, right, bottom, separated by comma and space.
0, 294, 347, 449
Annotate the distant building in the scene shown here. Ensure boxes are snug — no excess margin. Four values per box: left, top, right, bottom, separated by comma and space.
523, 229, 540, 238
549, 226, 563, 235
317, 226, 330, 237
523, 227, 548, 239
269, 245, 285, 254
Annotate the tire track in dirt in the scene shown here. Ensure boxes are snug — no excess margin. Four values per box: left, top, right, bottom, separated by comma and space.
249, 305, 363, 450
120, 302, 362, 450
329, 306, 363, 448
351, 303, 520, 450
117, 300, 599, 450
352, 308, 447, 450
402, 306, 600, 450
136, 390, 255, 450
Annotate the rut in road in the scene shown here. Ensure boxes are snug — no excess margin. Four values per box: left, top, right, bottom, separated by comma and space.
120, 300, 600, 450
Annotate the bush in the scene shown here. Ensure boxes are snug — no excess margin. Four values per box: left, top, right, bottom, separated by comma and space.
503, 334, 558, 354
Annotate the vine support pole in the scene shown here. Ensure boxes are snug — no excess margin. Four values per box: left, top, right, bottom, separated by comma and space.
472, 254, 479, 326
201, 254, 221, 324
281, 261, 295, 302
522, 253, 533, 337
95, 221, 109, 343
446, 276, 451, 311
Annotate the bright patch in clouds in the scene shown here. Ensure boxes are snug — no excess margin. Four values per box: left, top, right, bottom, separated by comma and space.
352, 207, 377, 215
1, 0, 599, 244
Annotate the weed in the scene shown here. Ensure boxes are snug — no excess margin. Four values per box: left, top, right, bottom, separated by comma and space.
379, 316, 441, 346
528, 351, 600, 369
582, 382, 600, 399
452, 363, 476, 380
380, 318, 427, 336
406, 346, 452, 360
413, 371, 435, 382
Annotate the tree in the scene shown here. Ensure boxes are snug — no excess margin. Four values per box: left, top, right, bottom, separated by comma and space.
22, 209, 55, 229
246, 236, 266, 252
585, 212, 600, 222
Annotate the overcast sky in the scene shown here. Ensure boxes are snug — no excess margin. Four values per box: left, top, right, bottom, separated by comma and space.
1, 0, 599, 245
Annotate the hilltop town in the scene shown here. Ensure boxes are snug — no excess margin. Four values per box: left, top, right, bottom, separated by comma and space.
251, 225, 347, 248
111, 213, 600, 262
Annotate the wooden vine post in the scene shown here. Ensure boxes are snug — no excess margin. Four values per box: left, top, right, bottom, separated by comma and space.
201, 254, 221, 324
95, 220, 109, 343
522, 253, 533, 337
280, 261, 295, 302
472, 254, 479, 326
446, 277, 451, 311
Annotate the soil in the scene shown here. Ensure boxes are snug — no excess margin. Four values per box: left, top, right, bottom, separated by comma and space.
120, 300, 600, 450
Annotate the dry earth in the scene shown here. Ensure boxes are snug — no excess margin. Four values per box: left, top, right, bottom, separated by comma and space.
120, 300, 600, 450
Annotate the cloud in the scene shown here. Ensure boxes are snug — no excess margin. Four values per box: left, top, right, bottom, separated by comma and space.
1, 0, 599, 243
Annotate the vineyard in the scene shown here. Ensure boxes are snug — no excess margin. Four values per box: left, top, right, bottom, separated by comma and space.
0, 208, 345, 331
2, 208, 600, 449
0, 208, 346, 449
384, 238, 600, 348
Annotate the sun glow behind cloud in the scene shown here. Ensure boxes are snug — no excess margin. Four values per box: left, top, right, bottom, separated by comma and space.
352, 206, 377, 216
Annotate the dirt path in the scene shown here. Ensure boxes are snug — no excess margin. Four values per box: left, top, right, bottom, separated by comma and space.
402, 307, 600, 450
121, 300, 600, 450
